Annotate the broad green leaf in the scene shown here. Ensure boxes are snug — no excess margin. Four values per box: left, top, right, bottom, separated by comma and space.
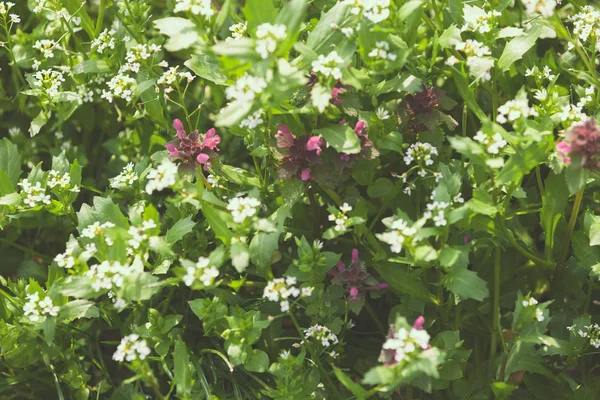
498, 24, 543, 71
313, 124, 361, 154
305, 2, 350, 55
58, 300, 98, 323
444, 267, 489, 301
201, 201, 233, 244
492, 382, 517, 400
452, 70, 487, 121
249, 232, 279, 273
167, 217, 196, 245
541, 173, 568, 255
243, 0, 277, 31
184, 55, 227, 85
244, 349, 269, 373
367, 178, 393, 198
29, 110, 51, 137
174, 340, 193, 398
0, 138, 20, 187
374, 262, 435, 303
154, 17, 202, 52
333, 366, 370, 400
72, 59, 110, 74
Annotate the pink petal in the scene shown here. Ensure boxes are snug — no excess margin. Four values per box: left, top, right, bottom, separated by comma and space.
412, 316, 425, 330
202, 128, 221, 150
351, 248, 359, 264
354, 120, 367, 135
166, 144, 179, 158
349, 287, 359, 296
301, 168, 311, 181
276, 124, 295, 148
336, 260, 346, 272
196, 153, 210, 164
306, 136, 324, 155
173, 119, 187, 139
375, 283, 390, 290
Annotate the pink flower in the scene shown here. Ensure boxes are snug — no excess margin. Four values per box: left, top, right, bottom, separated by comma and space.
557, 120, 600, 169
165, 119, 221, 171
338, 120, 379, 163
301, 169, 311, 181
328, 249, 388, 303
306, 136, 324, 155
412, 316, 425, 330
275, 125, 326, 181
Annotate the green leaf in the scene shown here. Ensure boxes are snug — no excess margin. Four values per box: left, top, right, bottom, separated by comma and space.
167, 217, 196, 245
498, 23, 543, 71
58, 300, 98, 323
29, 110, 51, 137
492, 382, 517, 400
249, 232, 279, 272
231, 240, 250, 273
119, 272, 162, 301
215, 100, 253, 127
201, 201, 233, 244
184, 55, 227, 85
305, 2, 351, 56
333, 366, 370, 400
72, 59, 110, 74
313, 124, 361, 154
154, 17, 202, 52
541, 173, 568, 254
452, 70, 487, 121
367, 178, 393, 198
0, 138, 21, 187
244, 349, 269, 373
243, 0, 277, 31
374, 262, 435, 303
174, 340, 193, 398
444, 267, 489, 301
274, 0, 308, 55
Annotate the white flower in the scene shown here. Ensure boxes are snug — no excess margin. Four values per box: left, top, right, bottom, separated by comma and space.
81, 221, 116, 239
227, 196, 261, 223
54, 243, 77, 269
8, 126, 21, 137
343, 0, 391, 23
239, 109, 264, 129
103, 73, 136, 103
47, 170, 71, 189
32, 69, 65, 97
127, 220, 157, 251
87, 260, 134, 292
255, 23, 286, 59
376, 218, 417, 253
23, 291, 60, 323
522, 0, 557, 18
311, 51, 345, 80
9, 13, 19, 23
368, 41, 397, 61
17, 179, 51, 208
461, 5, 501, 34
174, 0, 214, 18
227, 21, 248, 42
303, 324, 339, 347
535, 308, 545, 322
556, 104, 588, 124
382, 325, 430, 363
376, 107, 390, 120
466, 56, 494, 82
111, 163, 138, 189
569, 6, 600, 52
404, 142, 438, 167
473, 131, 508, 155
33, 40, 61, 58
496, 98, 538, 124
453, 193, 465, 204
263, 277, 302, 312
112, 334, 151, 362
225, 74, 267, 102
182, 256, 219, 287
341, 27, 354, 38
445, 56, 459, 66
91, 29, 116, 54
455, 39, 491, 57
145, 160, 178, 194
0, 2, 14, 15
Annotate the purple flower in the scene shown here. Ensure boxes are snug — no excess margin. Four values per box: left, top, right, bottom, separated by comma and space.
166, 119, 221, 171
557, 120, 600, 169
328, 249, 388, 302
275, 124, 326, 181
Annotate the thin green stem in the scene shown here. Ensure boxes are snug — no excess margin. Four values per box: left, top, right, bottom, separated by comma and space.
490, 249, 501, 359
553, 188, 584, 294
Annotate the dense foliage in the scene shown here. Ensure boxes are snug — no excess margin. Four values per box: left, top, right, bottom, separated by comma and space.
2, 0, 600, 398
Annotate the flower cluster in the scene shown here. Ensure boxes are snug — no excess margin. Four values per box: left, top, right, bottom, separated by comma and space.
568, 323, 600, 348
32, 69, 65, 97
328, 202, 353, 233
227, 21, 248, 42
156, 66, 195, 94
17, 179, 51, 208
344, 0, 391, 23
227, 196, 261, 224
404, 142, 438, 172
87, 261, 134, 292
127, 220, 158, 252
522, 297, 544, 322
376, 217, 417, 253
496, 98, 538, 124
368, 41, 397, 61
453, 39, 494, 81
329, 249, 389, 302
473, 131, 508, 155
145, 159, 178, 194
173, 0, 214, 18
240, 108, 264, 130
461, 5, 501, 33
54, 243, 78, 269
102, 74, 136, 103
33, 40, 61, 59
311, 51, 345, 80
81, 221, 116, 243
110, 163, 138, 189
568, 6, 600, 51
182, 257, 219, 287
521, 0, 557, 18
166, 119, 221, 171
263, 277, 312, 312
555, 120, 600, 169
275, 124, 325, 181
47, 170, 77, 192
303, 324, 339, 347
91, 29, 117, 54
23, 291, 60, 323
424, 201, 450, 227
525, 65, 556, 81
226, 74, 267, 103
112, 334, 151, 362
255, 23, 287, 59
379, 317, 431, 365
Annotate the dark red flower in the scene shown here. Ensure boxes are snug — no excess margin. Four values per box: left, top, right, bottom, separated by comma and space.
557, 120, 600, 169
399, 85, 457, 134
275, 124, 325, 181
328, 248, 388, 302
166, 119, 221, 171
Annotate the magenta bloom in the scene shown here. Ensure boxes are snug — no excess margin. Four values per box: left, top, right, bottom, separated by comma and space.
338, 120, 379, 163
275, 124, 325, 181
328, 248, 389, 303
557, 120, 600, 169
166, 119, 221, 171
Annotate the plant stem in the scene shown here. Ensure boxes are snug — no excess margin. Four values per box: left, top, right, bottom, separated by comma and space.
553, 188, 584, 295
490, 248, 501, 359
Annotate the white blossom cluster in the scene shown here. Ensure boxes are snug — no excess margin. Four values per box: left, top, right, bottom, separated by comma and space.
17, 179, 51, 208
311, 51, 345, 80
461, 5, 501, 34
23, 291, 60, 323
404, 142, 438, 169
473, 131, 508, 154
556, 104, 588, 125
91, 29, 117, 54
424, 201, 450, 227
54, 243, 77, 269
328, 202, 353, 233
577, 87, 595, 108
496, 98, 538, 124
121, 43, 161, 73
227, 196, 261, 223
568, 323, 600, 348
32, 69, 65, 97
368, 41, 397, 61
344, 0, 391, 23
173, 0, 214, 18
225, 74, 267, 103
0, 2, 15, 15
227, 21, 248, 42
521, 0, 557, 18
145, 159, 178, 195
81, 221, 116, 244
47, 170, 72, 190
33, 39, 61, 59
568, 6, 600, 51
182, 257, 219, 287
381, 325, 430, 363
454, 40, 494, 81
303, 324, 339, 347
263, 277, 312, 312
156, 66, 195, 94
255, 23, 287, 59
102, 73, 136, 103
525, 65, 556, 81
110, 163, 138, 189
240, 108, 264, 129
112, 334, 151, 362
521, 297, 544, 322
87, 260, 137, 292
376, 218, 417, 253
127, 220, 158, 251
